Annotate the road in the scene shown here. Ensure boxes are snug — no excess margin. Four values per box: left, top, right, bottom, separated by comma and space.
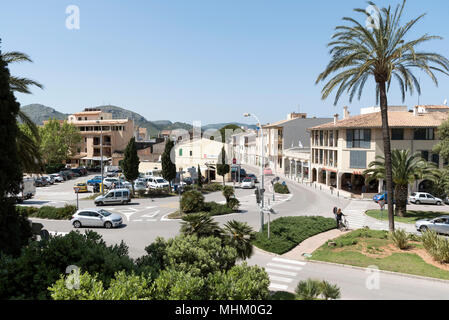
23, 171, 449, 299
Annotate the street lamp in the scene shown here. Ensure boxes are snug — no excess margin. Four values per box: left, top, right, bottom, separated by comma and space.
96, 120, 104, 195
244, 113, 265, 232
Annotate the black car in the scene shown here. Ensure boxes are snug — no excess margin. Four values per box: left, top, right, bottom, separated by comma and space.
34, 178, 47, 187
247, 173, 258, 183
183, 177, 193, 185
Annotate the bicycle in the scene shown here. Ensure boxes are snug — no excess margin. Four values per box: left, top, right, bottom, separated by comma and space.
338, 216, 349, 231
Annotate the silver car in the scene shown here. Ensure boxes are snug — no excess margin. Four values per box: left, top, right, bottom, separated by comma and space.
409, 192, 443, 205
416, 216, 449, 235
71, 208, 123, 229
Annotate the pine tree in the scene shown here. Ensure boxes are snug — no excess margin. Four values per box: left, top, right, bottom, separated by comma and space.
217, 146, 230, 186
0, 45, 33, 256
197, 164, 203, 189
122, 137, 140, 195
162, 140, 177, 185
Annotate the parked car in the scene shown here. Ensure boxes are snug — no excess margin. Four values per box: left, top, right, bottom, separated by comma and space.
103, 178, 119, 189
134, 181, 147, 192
87, 176, 103, 186
247, 173, 259, 183
71, 208, 123, 229
416, 216, 449, 234
409, 192, 443, 205
263, 168, 273, 175
373, 192, 398, 204
241, 177, 255, 189
444, 196, 449, 205
42, 176, 55, 185
70, 168, 83, 177
50, 174, 64, 182
94, 188, 131, 206
74, 182, 88, 193
34, 177, 48, 187
58, 171, 71, 180
183, 177, 193, 185
78, 167, 88, 176
147, 177, 170, 189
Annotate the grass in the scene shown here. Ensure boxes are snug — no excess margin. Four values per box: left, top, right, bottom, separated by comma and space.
252, 216, 336, 255
310, 228, 449, 280
365, 210, 448, 224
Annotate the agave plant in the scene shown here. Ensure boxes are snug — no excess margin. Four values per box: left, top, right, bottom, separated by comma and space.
180, 213, 222, 238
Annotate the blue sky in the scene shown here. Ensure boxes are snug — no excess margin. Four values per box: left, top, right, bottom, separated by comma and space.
1, 0, 449, 125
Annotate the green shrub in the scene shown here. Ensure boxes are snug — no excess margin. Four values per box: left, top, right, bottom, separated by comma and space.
203, 202, 233, 216
180, 190, 205, 213
16, 205, 76, 220
227, 198, 240, 211
45, 163, 66, 174
274, 183, 290, 194
222, 186, 235, 202
319, 280, 341, 300
151, 269, 206, 300
253, 216, 336, 254
137, 189, 146, 198
390, 229, 409, 250
0, 231, 135, 299
202, 183, 223, 192
295, 279, 341, 300
422, 230, 449, 263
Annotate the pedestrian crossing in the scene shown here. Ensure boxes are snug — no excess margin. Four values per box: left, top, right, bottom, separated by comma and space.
265, 257, 306, 291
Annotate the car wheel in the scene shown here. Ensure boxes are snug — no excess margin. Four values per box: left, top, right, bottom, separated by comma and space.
420, 226, 428, 232
437, 201, 442, 206
415, 200, 421, 205
121, 200, 126, 205
73, 221, 82, 228
104, 221, 113, 229
97, 201, 104, 206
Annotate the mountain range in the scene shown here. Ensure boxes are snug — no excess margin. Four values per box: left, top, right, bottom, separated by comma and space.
20, 104, 256, 137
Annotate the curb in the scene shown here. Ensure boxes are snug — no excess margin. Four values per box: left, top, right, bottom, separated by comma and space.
306, 259, 449, 284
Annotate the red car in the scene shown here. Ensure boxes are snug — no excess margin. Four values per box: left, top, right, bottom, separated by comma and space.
263, 168, 273, 175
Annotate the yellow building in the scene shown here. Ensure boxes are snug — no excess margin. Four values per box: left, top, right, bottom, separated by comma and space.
67, 108, 135, 167
309, 105, 449, 195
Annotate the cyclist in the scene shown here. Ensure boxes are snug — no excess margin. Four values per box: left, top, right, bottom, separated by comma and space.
336, 208, 346, 229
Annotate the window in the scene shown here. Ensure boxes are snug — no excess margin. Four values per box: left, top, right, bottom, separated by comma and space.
350, 151, 367, 169
391, 129, 404, 140
115, 192, 122, 197
421, 151, 429, 161
190, 150, 192, 156
179, 149, 183, 156
432, 153, 440, 165
346, 129, 371, 148
414, 128, 434, 140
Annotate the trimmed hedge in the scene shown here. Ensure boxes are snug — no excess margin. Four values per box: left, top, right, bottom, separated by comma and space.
203, 202, 233, 216
16, 205, 77, 220
274, 183, 290, 194
253, 216, 336, 254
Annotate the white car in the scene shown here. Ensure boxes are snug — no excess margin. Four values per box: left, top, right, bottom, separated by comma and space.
50, 174, 64, 182
240, 177, 255, 189
148, 177, 170, 189
409, 192, 443, 205
103, 178, 119, 188
134, 181, 147, 192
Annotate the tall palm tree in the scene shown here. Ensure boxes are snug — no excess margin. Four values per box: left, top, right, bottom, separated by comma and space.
180, 213, 222, 238
316, 0, 449, 231
223, 220, 255, 260
1, 51, 44, 173
364, 149, 433, 217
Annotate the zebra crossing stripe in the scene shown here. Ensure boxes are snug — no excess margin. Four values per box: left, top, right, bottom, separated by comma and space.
269, 283, 289, 290
267, 263, 302, 271
269, 275, 293, 283
265, 268, 298, 277
272, 257, 306, 266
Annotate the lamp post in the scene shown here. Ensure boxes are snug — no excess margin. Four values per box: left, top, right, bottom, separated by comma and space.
244, 113, 265, 232
96, 120, 104, 195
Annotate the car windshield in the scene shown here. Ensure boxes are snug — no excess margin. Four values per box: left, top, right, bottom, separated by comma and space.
243, 178, 252, 182
98, 209, 112, 217
157, 179, 165, 183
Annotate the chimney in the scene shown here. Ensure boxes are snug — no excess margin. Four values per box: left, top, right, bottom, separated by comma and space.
343, 106, 350, 119
413, 105, 419, 116
334, 114, 339, 125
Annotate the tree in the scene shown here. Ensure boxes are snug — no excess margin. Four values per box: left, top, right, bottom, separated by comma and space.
180, 213, 222, 238
223, 220, 255, 260
17, 123, 44, 173
0, 46, 33, 257
433, 120, 449, 162
122, 137, 140, 195
161, 139, 176, 185
316, 0, 449, 231
429, 167, 449, 199
364, 149, 433, 216
1, 51, 44, 94
218, 124, 243, 143
197, 164, 203, 188
217, 146, 230, 186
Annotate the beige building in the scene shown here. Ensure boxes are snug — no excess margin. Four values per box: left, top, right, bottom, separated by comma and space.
67, 108, 135, 167
309, 105, 449, 195
174, 137, 227, 181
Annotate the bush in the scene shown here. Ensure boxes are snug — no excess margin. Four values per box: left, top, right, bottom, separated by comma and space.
203, 202, 233, 216
227, 198, 240, 211
422, 230, 449, 263
274, 183, 290, 194
202, 183, 223, 192
45, 163, 66, 174
151, 269, 206, 300
0, 203, 34, 257
295, 279, 341, 300
222, 186, 235, 202
390, 229, 409, 250
16, 205, 77, 220
137, 189, 146, 198
180, 190, 205, 213
0, 230, 135, 299
253, 216, 336, 254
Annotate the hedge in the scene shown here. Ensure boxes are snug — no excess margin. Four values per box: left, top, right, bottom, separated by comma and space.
16, 205, 77, 220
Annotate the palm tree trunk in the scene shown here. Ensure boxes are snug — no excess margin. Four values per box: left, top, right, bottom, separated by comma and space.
379, 81, 395, 232
395, 184, 408, 217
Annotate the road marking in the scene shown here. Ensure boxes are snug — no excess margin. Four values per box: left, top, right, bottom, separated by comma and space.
267, 263, 303, 271
49, 231, 69, 236
272, 257, 306, 266
265, 268, 298, 277
268, 275, 293, 283
268, 283, 289, 290
141, 210, 160, 218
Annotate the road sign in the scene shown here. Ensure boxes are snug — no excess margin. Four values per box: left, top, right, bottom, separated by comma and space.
233, 158, 236, 164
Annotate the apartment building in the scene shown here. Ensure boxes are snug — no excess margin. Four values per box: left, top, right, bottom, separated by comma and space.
230, 130, 258, 167
309, 105, 449, 195
66, 108, 135, 167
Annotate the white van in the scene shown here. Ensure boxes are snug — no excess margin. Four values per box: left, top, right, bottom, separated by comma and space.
16, 177, 36, 203
94, 188, 131, 206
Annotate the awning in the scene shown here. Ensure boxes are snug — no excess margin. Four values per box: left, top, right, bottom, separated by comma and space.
81, 156, 111, 162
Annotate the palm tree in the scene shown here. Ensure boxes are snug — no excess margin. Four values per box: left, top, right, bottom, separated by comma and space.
364, 149, 433, 217
1, 51, 44, 173
223, 220, 255, 260
429, 167, 449, 199
180, 213, 222, 238
316, 0, 449, 231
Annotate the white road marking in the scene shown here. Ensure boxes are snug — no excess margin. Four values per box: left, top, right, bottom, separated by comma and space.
265, 268, 298, 277
272, 257, 306, 266
49, 231, 69, 236
268, 275, 293, 283
267, 263, 303, 271
141, 210, 160, 218
269, 283, 289, 290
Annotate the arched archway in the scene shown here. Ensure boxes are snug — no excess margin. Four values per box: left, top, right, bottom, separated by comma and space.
312, 168, 317, 182
418, 180, 434, 193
